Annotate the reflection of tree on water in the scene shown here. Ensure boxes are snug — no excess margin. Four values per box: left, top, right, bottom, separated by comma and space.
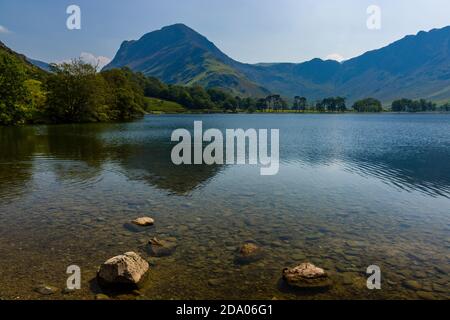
0, 126, 42, 200
43, 124, 109, 184
44, 124, 224, 194
0, 124, 223, 196
1, 118, 449, 198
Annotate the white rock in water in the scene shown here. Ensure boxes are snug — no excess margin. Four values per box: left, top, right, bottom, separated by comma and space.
282, 262, 332, 289
98, 252, 149, 286
132, 217, 155, 226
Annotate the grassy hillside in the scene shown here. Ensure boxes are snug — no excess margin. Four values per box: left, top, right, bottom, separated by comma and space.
145, 97, 187, 113
0, 41, 46, 80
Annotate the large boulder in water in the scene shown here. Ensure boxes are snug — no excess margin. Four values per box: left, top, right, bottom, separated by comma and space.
282, 262, 332, 290
97, 252, 149, 287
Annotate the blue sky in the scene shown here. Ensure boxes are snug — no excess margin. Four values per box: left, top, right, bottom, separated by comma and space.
1, 0, 450, 66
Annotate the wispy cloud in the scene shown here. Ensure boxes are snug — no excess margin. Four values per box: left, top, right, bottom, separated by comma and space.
0, 25, 11, 34
58, 52, 112, 70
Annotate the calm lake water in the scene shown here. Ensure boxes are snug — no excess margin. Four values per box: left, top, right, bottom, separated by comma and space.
0, 114, 449, 300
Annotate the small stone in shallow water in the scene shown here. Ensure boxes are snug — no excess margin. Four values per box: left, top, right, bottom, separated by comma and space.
235, 243, 263, 264
97, 252, 149, 287
208, 279, 221, 287
148, 238, 177, 257
132, 217, 154, 226
34, 285, 58, 295
282, 263, 332, 290
240, 243, 259, 256
95, 293, 110, 300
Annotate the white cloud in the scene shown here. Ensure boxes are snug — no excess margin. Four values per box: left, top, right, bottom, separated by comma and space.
58, 52, 112, 70
79, 52, 111, 70
325, 53, 345, 62
0, 25, 11, 34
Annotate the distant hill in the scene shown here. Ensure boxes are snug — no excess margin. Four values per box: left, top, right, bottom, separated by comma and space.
27, 58, 51, 72
104, 24, 450, 103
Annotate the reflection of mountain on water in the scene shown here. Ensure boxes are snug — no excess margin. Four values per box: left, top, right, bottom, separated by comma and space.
280, 116, 450, 199
1, 115, 449, 199
43, 124, 224, 194
341, 148, 450, 198
112, 141, 223, 195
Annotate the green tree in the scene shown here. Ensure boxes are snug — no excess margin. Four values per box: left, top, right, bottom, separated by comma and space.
101, 68, 146, 121
335, 97, 347, 112
45, 60, 109, 123
352, 98, 383, 112
24, 79, 47, 122
391, 98, 436, 112
293, 96, 307, 112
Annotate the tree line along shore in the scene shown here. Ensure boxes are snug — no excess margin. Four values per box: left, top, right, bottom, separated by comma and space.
1, 55, 449, 126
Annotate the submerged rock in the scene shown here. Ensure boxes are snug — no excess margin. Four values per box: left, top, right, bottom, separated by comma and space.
403, 280, 422, 290
97, 252, 149, 287
235, 243, 263, 264
123, 223, 148, 233
282, 263, 332, 290
416, 291, 435, 300
34, 285, 59, 295
148, 238, 177, 257
95, 293, 111, 300
132, 217, 155, 226
240, 243, 259, 256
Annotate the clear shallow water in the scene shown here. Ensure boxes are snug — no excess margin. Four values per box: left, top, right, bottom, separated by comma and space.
0, 114, 449, 300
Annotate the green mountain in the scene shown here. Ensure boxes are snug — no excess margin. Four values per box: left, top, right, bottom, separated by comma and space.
106, 24, 450, 103
104, 24, 269, 97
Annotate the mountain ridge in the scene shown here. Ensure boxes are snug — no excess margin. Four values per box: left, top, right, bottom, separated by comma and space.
104, 24, 450, 103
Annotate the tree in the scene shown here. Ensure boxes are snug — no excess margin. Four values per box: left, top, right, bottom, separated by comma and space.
264, 95, 286, 111
391, 98, 436, 112
24, 79, 47, 122
45, 59, 109, 123
316, 97, 346, 112
335, 97, 347, 112
352, 98, 383, 112
293, 96, 307, 112
0, 54, 32, 125
101, 68, 146, 121
316, 100, 325, 112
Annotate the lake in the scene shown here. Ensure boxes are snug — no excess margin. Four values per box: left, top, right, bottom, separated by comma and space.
0, 114, 449, 300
